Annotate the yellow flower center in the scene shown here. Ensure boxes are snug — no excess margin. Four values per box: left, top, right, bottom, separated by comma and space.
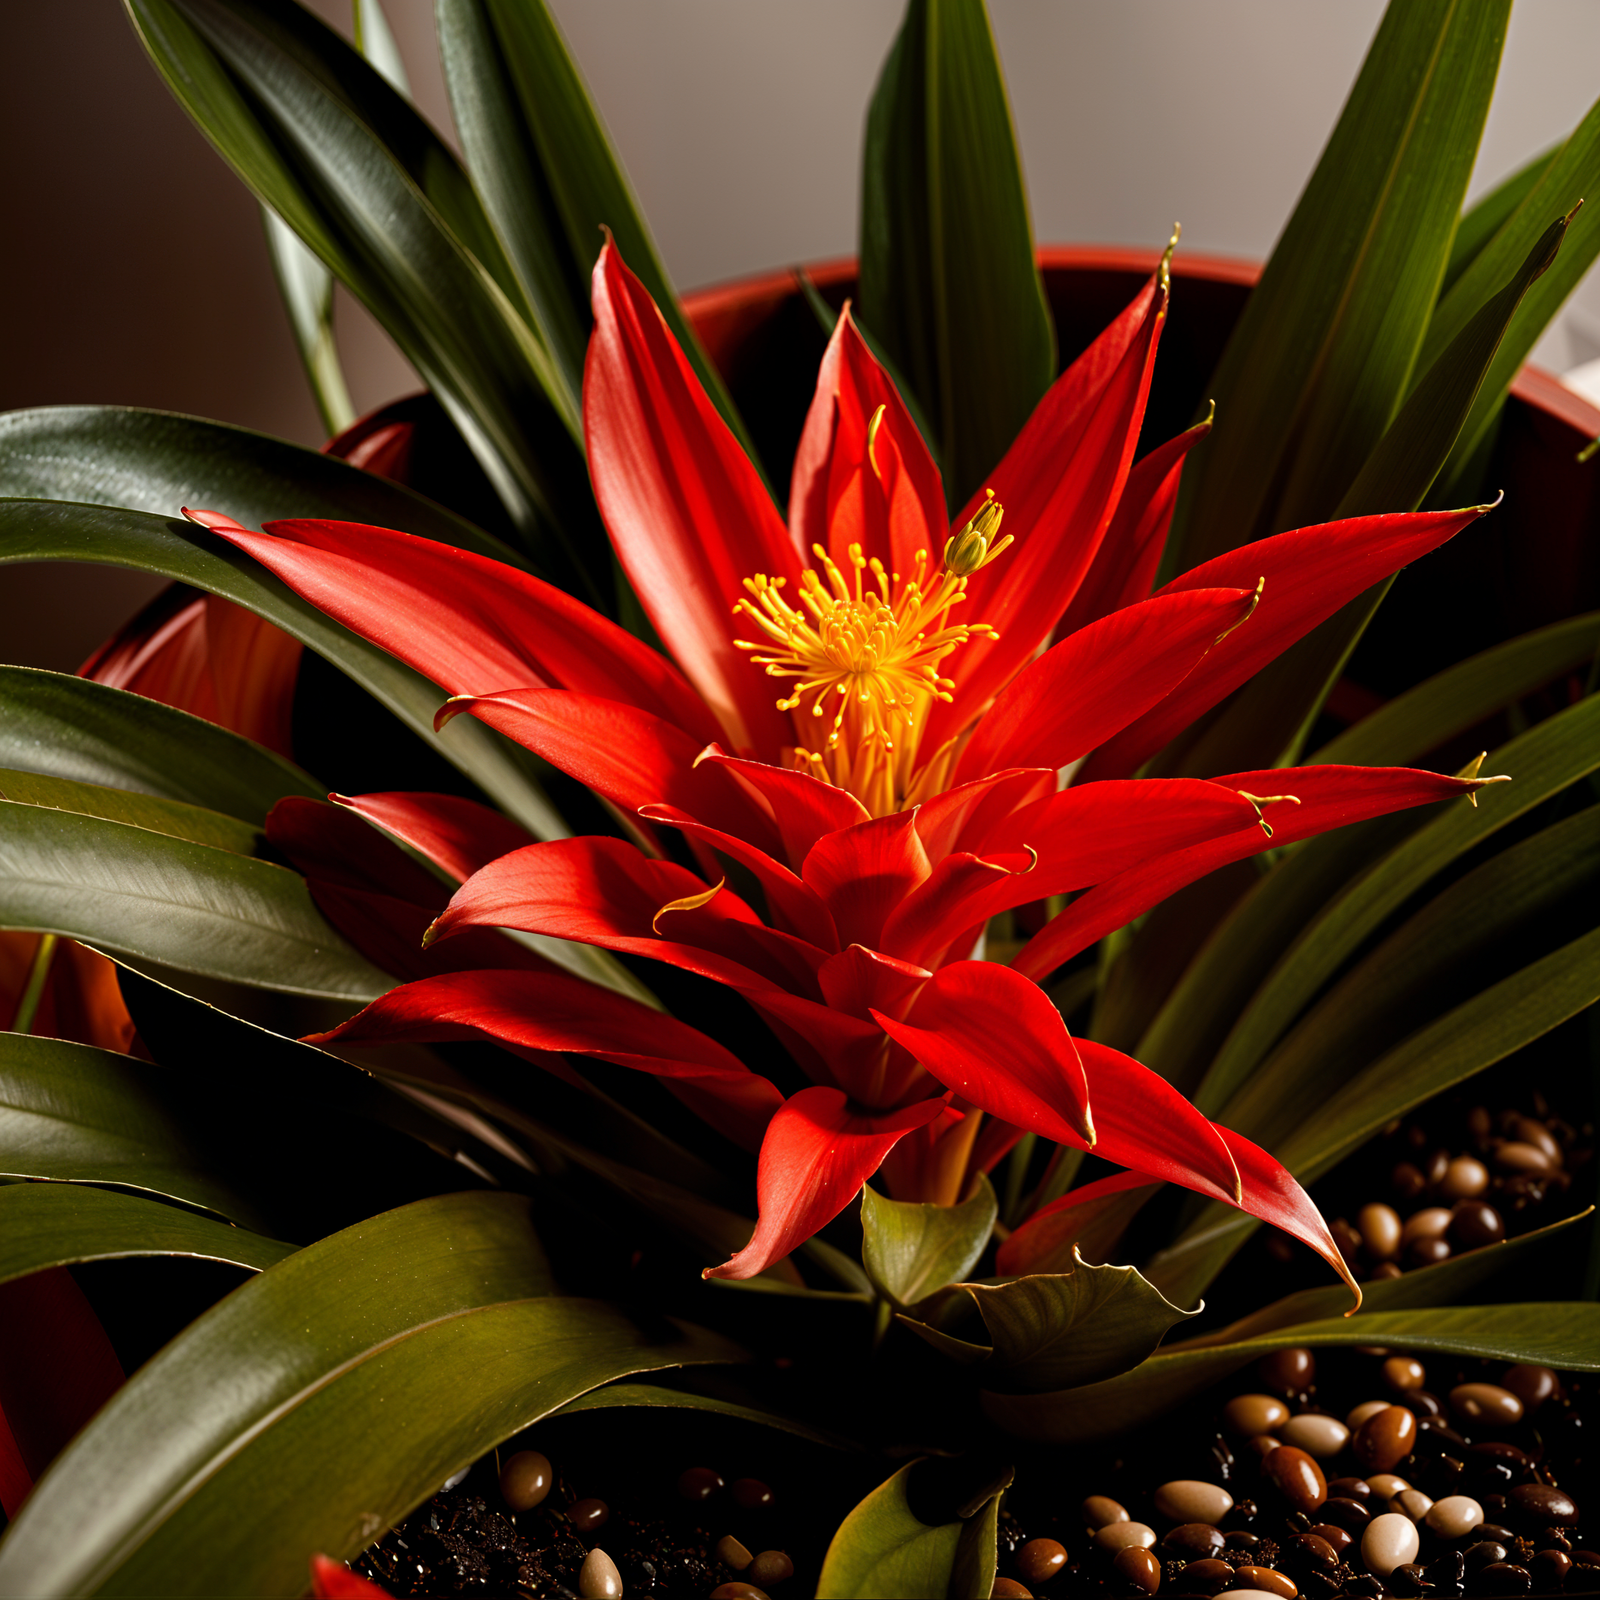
734, 479, 1010, 817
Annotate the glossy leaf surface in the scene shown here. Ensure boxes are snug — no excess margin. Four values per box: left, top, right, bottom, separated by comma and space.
981, 1303, 1600, 1443
0, 1193, 743, 1599
860, 1174, 996, 1309
967, 1258, 1198, 1393
0, 1181, 296, 1283
552, 1380, 858, 1450
817, 1462, 966, 1600
0, 801, 392, 1000
0, 767, 262, 857
859, 0, 1054, 505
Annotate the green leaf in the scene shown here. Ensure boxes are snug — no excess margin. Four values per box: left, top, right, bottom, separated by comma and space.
0, 1180, 297, 1283
860, 1174, 996, 1308
1220, 805, 1600, 1152
1170, 0, 1509, 569
551, 1379, 860, 1451
1441, 145, 1558, 298
0, 405, 525, 567
859, 0, 1055, 506
981, 1302, 1600, 1444
0, 800, 392, 1000
0, 1032, 274, 1228
1309, 610, 1600, 767
1151, 921, 1600, 1307
125, 0, 608, 592
0, 767, 262, 856
966, 1259, 1198, 1393
816, 1463, 964, 1600
0, 667, 321, 825
1422, 92, 1600, 501
949, 1486, 1002, 1600
1196, 693, 1600, 1109
263, 209, 354, 438
0, 1192, 744, 1598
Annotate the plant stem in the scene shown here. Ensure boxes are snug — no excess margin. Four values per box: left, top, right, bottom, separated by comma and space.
8, 933, 57, 1033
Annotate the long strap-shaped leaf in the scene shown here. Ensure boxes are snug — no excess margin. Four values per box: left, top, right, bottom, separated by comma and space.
0, 1182, 297, 1282
0, 768, 262, 857
981, 1302, 1600, 1445
0, 801, 392, 1001
0, 1192, 741, 1599
1168, 0, 1508, 569
859, 0, 1055, 508
0, 407, 527, 568
436, 0, 758, 469
124, 0, 607, 596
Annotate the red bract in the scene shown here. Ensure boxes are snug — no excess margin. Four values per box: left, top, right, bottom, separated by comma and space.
191, 241, 1496, 1296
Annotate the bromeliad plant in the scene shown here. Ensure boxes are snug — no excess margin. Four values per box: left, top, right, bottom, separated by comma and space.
1, 0, 1598, 1595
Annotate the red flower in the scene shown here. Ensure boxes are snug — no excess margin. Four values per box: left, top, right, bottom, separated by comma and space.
188, 242, 1493, 1294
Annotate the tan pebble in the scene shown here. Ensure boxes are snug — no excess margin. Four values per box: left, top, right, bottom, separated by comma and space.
1509, 1115, 1562, 1165
1361, 1511, 1420, 1578
991, 1580, 1033, 1600
1346, 1399, 1388, 1430
1082, 1493, 1129, 1528
1095, 1521, 1157, 1551
1262, 1446, 1326, 1513
1279, 1414, 1349, 1459
716, 1534, 753, 1570
1112, 1547, 1161, 1594
1425, 1495, 1485, 1539
1450, 1381, 1524, 1426
1399, 1207, 1453, 1247
1153, 1479, 1233, 1523
1370, 1262, 1403, 1281
498, 1449, 552, 1512
747, 1549, 793, 1586
1215, 1593, 1295, 1600
1440, 1156, 1489, 1198
1382, 1356, 1426, 1393
1246, 1435, 1280, 1460
1351, 1404, 1416, 1474
1184, 1559, 1237, 1593
577, 1547, 623, 1600
1235, 1567, 1297, 1598
1501, 1364, 1559, 1410
1366, 1473, 1411, 1499
1357, 1202, 1401, 1260
1494, 1140, 1553, 1174
1222, 1393, 1289, 1437
1015, 1539, 1068, 1585
710, 1585, 771, 1600
1390, 1489, 1433, 1521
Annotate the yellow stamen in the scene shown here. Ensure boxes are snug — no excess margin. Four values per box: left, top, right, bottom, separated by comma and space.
733, 485, 1010, 815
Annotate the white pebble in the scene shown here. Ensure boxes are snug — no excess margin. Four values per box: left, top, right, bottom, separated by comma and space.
1279, 1414, 1350, 1458
1094, 1521, 1157, 1551
578, 1547, 623, 1600
1425, 1495, 1486, 1539
1366, 1472, 1411, 1499
1153, 1479, 1234, 1523
1362, 1511, 1420, 1577
1346, 1399, 1388, 1430
441, 1465, 471, 1491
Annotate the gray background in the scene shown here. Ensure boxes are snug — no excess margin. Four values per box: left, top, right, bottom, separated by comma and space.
6, 1, 1600, 667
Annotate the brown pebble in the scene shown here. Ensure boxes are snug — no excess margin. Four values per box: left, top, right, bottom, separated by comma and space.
1180, 1558, 1235, 1595
1351, 1404, 1416, 1473
1357, 1203, 1402, 1260
1016, 1539, 1068, 1585
1383, 1357, 1426, 1393
1236, 1567, 1296, 1599
732, 1477, 774, 1510
1476, 1562, 1532, 1595
1450, 1383, 1524, 1427
1346, 1400, 1388, 1430
991, 1581, 1033, 1600
1509, 1116, 1562, 1165
747, 1549, 793, 1586
1222, 1394, 1290, 1438
1263, 1446, 1327, 1513
1371, 1261, 1404, 1280
1112, 1546, 1161, 1594
1494, 1141, 1553, 1174
1328, 1477, 1372, 1501
710, 1585, 771, 1600
1161, 1523, 1226, 1561
1406, 1235, 1451, 1268
1330, 1218, 1364, 1266
1283, 1532, 1340, 1571
569, 1498, 609, 1535
1440, 1155, 1490, 1198
678, 1466, 725, 1501
577, 1547, 622, 1600
1306, 1524, 1353, 1554
1508, 1483, 1578, 1528
1448, 1200, 1505, 1251
716, 1535, 753, 1570
1531, 1550, 1572, 1590
1391, 1161, 1426, 1201
1083, 1493, 1130, 1528
1257, 1346, 1315, 1394
1316, 1497, 1370, 1533
499, 1449, 553, 1512
1501, 1364, 1559, 1410
1400, 1207, 1453, 1247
